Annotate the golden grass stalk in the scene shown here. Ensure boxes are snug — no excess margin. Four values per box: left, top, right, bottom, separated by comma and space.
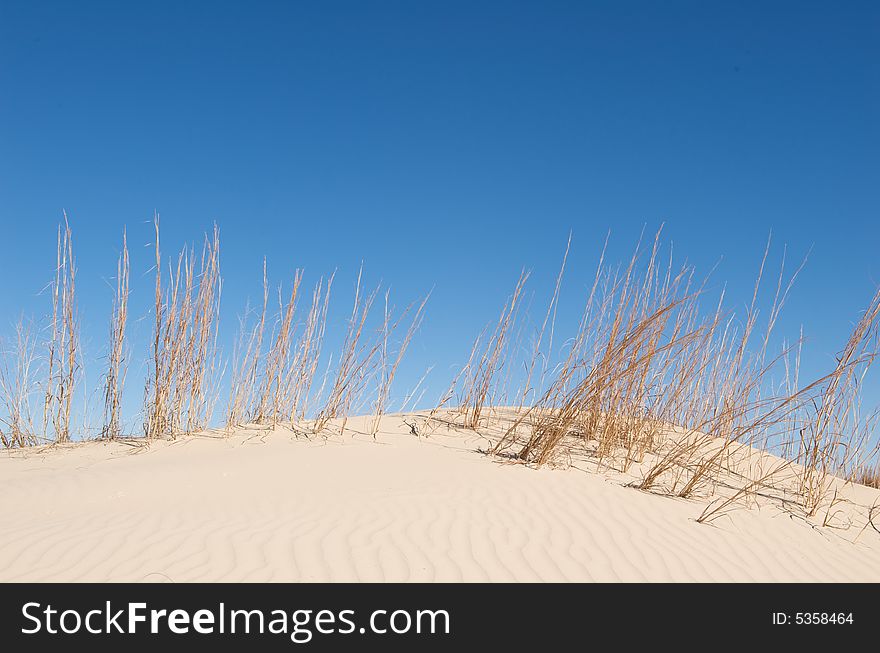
399, 365, 435, 413
187, 225, 223, 432
226, 267, 335, 429
797, 285, 880, 514
0, 319, 41, 448
432, 326, 486, 417
314, 265, 380, 433
472, 228, 880, 525
517, 234, 570, 411
145, 216, 222, 439
101, 230, 129, 439
493, 229, 699, 467
370, 291, 431, 435
255, 270, 303, 425
226, 260, 269, 430
854, 461, 880, 489
460, 269, 529, 429
43, 213, 79, 443
286, 273, 334, 422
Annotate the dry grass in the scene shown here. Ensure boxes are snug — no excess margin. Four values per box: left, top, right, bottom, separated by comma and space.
286, 274, 334, 421
854, 462, 880, 489
101, 229, 129, 439
144, 216, 222, 439
255, 270, 303, 426
452, 269, 529, 430
517, 234, 570, 412
42, 214, 79, 443
225, 266, 336, 430
0, 320, 41, 447
2, 215, 81, 447
226, 260, 269, 430
795, 286, 880, 514
465, 229, 880, 521
3, 218, 880, 532
432, 326, 486, 417
314, 266, 381, 433
491, 228, 707, 468
370, 291, 430, 435
4, 220, 432, 449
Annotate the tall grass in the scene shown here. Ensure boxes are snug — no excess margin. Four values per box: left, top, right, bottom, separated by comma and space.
226, 260, 269, 430
0, 320, 41, 447
517, 234, 570, 412
3, 216, 880, 529
222, 261, 426, 435
43, 214, 79, 443
101, 230, 129, 439
287, 274, 334, 421
3, 218, 432, 448
468, 229, 880, 517
370, 291, 430, 435
454, 269, 529, 429
314, 266, 381, 433
144, 216, 222, 439
225, 266, 337, 429
796, 286, 880, 514
255, 270, 303, 426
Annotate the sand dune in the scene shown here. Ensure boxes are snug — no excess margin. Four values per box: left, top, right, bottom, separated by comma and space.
1, 413, 879, 582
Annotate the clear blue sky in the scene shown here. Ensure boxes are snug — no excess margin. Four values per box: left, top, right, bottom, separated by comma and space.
1, 1, 878, 429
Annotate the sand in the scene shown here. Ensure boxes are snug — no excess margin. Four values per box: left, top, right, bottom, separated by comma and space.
1, 413, 879, 582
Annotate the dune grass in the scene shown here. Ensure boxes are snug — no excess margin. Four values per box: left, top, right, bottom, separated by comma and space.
454, 228, 880, 518
101, 229, 129, 440
2, 216, 879, 527
144, 216, 222, 439
0, 320, 41, 448
43, 214, 79, 444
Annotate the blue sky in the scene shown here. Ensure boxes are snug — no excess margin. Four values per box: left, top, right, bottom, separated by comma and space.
0, 1, 878, 429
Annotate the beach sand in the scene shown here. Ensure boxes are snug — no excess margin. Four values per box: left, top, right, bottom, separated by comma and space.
2, 413, 879, 582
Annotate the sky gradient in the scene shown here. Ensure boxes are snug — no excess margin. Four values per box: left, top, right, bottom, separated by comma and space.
1, 1, 878, 430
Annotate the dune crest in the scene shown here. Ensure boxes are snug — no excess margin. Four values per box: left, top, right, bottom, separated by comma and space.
2, 414, 878, 583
